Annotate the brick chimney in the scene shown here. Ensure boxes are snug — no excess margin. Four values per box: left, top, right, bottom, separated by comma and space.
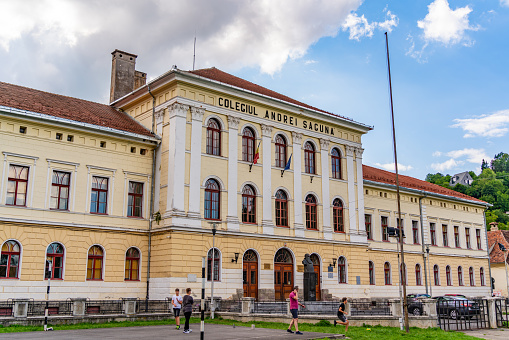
490, 222, 499, 231
109, 50, 146, 103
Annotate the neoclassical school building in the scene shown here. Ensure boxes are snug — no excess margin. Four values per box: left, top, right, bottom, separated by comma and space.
0, 50, 491, 301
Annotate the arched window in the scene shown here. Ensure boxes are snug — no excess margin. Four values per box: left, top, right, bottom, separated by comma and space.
87, 245, 104, 280
274, 248, 293, 263
204, 179, 220, 220
400, 263, 407, 284
433, 265, 440, 286
369, 261, 375, 285
45, 242, 64, 279
275, 135, 287, 168
338, 256, 347, 283
415, 264, 422, 286
206, 118, 221, 156
242, 127, 256, 162
275, 190, 288, 227
331, 148, 342, 179
446, 265, 452, 286
304, 142, 315, 174
207, 248, 220, 281
333, 198, 344, 233
243, 249, 258, 263
242, 185, 256, 224
305, 195, 318, 230
458, 266, 464, 286
0, 240, 21, 278
469, 267, 475, 286
125, 247, 140, 281
480, 267, 485, 286
384, 262, 391, 285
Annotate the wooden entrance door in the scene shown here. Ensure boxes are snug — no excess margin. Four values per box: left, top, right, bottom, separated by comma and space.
274, 249, 293, 301
243, 250, 258, 299
311, 254, 321, 301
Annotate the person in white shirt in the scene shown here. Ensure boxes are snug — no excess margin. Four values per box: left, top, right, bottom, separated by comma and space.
172, 288, 183, 330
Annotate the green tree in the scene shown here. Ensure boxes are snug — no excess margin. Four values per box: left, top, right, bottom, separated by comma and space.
491, 152, 509, 173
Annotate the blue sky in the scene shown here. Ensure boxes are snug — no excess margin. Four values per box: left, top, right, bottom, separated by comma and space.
1, 0, 508, 180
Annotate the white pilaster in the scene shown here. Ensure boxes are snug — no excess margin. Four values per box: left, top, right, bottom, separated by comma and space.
165, 103, 189, 219
292, 132, 304, 238
346, 146, 361, 242
320, 139, 332, 240
355, 147, 367, 241
261, 124, 274, 235
153, 109, 164, 214
227, 115, 240, 231
187, 106, 205, 226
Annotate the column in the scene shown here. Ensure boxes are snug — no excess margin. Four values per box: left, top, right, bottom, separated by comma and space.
346, 146, 360, 241
227, 115, 240, 231
165, 103, 189, 221
320, 138, 332, 240
153, 108, 164, 214
355, 147, 367, 241
261, 124, 274, 235
292, 132, 304, 238
187, 106, 205, 226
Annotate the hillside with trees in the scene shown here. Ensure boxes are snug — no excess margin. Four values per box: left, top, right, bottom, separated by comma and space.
425, 152, 509, 230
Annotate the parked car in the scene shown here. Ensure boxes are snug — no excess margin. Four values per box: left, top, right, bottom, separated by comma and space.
434, 296, 480, 320
444, 294, 467, 298
407, 294, 431, 316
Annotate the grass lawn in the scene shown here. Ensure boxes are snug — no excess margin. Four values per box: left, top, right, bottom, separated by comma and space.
0, 317, 480, 339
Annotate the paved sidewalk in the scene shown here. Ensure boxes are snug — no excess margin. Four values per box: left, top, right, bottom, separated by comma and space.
463, 328, 509, 340
0, 323, 344, 340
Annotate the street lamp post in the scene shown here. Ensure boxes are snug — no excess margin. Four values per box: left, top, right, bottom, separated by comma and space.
209, 222, 217, 319
498, 243, 509, 297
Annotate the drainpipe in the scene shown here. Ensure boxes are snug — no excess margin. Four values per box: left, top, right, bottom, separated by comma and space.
419, 194, 429, 295
146, 83, 159, 308
484, 209, 493, 296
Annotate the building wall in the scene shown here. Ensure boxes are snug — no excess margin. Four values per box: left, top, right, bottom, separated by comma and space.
492, 263, 509, 297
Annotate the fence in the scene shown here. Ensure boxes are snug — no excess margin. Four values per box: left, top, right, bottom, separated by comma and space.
495, 298, 509, 328
27, 300, 73, 316
85, 299, 123, 315
252, 301, 287, 314
136, 299, 171, 313
350, 301, 392, 316
0, 300, 14, 317
218, 299, 242, 313
437, 298, 490, 331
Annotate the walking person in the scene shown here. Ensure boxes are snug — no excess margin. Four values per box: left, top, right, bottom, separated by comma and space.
182, 288, 194, 334
172, 288, 183, 330
334, 297, 349, 332
287, 286, 305, 335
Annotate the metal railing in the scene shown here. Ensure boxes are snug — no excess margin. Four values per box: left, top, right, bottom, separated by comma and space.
85, 299, 123, 315
496, 298, 509, 328
136, 299, 171, 313
437, 298, 490, 331
252, 301, 287, 314
27, 299, 73, 316
350, 301, 392, 316
298, 301, 338, 315
0, 300, 14, 317
218, 299, 242, 313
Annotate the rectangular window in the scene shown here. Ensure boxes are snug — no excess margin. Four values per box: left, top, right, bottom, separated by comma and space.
90, 176, 108, 214
365, 214, 372, 240
6, 165, 29, 206
127, 181, 143, 218
442, 225, 448, 247
50, 171, 70, 210
412, 221, 419, 245
454, 226, 460, 248
476, 229, 482, 250
382, 216, 389, 242
465, 228, 471, 249
430, 223, 436, 246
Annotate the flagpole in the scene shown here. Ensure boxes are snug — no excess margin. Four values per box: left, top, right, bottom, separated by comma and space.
250, 140, 261, 173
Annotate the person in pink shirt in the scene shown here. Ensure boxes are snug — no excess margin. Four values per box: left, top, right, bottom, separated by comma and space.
287, 286, 305, 335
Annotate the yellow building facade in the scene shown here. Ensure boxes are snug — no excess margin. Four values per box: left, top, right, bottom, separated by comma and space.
0, 51, 492, 301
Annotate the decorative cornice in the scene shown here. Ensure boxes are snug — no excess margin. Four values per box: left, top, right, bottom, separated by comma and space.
354, 147, 364, 158
190, 106, 205, 121
260, 124, 273, 137
167, 103, 189, 119
227, 115, 240, 129
345, 145, 355, 157
155, 109, 164, 125
292, 132, 303, 144
319, 138, 330, 151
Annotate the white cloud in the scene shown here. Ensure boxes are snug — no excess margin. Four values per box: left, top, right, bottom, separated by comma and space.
501, 1, 509, 7
304, 60, 318, 65
451, 110, 509, 138
431, 148, 490, 172
342, 8, 398, 41
417, 0, 478, 46
405, 34, 428, 63
374, 162, 413, 172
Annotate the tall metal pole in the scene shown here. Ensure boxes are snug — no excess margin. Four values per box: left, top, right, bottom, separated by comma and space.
385, 31, 409, 333
201, 257, 206, 340
419, 197, 429, 295
504, 250, 509, 297
426, 246, 432, 297
44, 260, 53, 331
396, 238, 404, 331
210, 223, 217, 319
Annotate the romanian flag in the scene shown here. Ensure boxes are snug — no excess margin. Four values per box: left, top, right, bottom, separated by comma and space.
253, 141, 261, 164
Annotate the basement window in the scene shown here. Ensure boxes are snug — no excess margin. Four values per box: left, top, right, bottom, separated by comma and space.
140, 148, 147, 155
100, 141, 106, 148
56, 133, 63, 140
19, 126, 27, 134
131, 147, 136, 153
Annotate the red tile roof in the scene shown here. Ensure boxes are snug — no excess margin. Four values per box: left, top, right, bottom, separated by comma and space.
363, 165, 487, 204
488, 230, 509, 264
0, 81, 153, 137
188, 67, 364, 124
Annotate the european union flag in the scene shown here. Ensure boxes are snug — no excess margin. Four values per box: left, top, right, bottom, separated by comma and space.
284, 154, 292, 171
